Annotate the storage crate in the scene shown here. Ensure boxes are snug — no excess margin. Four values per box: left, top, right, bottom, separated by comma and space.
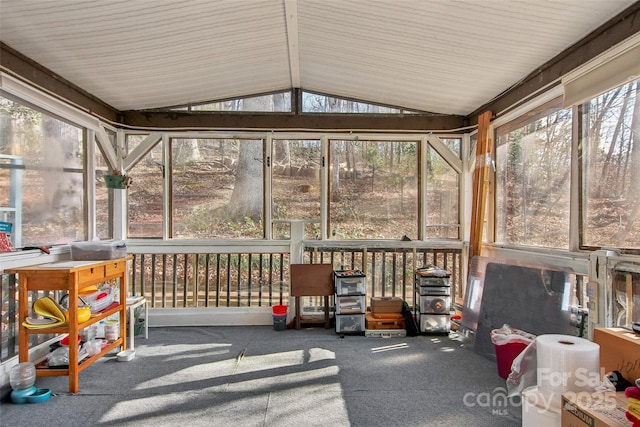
370, 296, 403, 314
419, 295, 450, 314
419, 314, 450, 333
418, 285, 450, 296
335, 295, 366, 314
416, 276, 450, 288
335, 314, 365, 333
334, 275, 366, 296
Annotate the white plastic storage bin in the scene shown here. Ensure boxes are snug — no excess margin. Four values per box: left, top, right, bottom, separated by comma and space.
335, 295, 366, 314
70, 240, 127, 260
419, 295, 450, 314
335, 314, 365, 333
82, 287, 115, 313
416, 276, 450, 287
418, 285, 450, 296
419, 314, 450, 333
334, 275, 366, 296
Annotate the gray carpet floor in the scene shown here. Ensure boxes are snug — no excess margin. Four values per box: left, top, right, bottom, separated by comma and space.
0, 326, 521, 427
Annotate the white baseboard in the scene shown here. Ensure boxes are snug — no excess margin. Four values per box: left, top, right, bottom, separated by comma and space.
148, 307, 276, 327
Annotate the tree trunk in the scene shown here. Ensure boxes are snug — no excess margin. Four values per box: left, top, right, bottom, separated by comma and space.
228, 139, 263, 221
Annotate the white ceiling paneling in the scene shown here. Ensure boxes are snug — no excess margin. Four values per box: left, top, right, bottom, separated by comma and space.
0, 0, 636, 115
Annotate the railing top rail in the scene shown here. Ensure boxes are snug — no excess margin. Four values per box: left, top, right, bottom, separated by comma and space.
303, 239, 464, 251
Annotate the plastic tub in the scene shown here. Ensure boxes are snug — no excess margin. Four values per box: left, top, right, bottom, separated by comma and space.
83, 288, 114, 313
9, 362, 36, 390
272, 305, 287, 331
491, 324, 535, 379
70, 240, 127, 260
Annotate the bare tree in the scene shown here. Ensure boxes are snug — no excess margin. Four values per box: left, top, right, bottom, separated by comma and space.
227, 139, 263, 221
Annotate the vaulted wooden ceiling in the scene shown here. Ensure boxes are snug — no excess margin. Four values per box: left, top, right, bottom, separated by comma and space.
1, 0, 639, 130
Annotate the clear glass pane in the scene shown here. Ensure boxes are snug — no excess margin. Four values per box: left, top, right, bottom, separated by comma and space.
302, 91, 415, 114
172, 138, 264, 239
127, 136, 163, 238
0, 96, 84, 247
495, 99, 572, 248
329, 140, 418, 239
426, 145, 459, 238
582, 80, 640, 250
441, 138, 461, 158
271, 139, 321, 239
188, 91, 290, 112
95, 141, 111, 240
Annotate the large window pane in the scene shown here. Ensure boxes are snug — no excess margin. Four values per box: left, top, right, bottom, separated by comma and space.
127, 135, 164, 238
271, 139, 321, 239
496, 99, 572, 248
582, 80, 640, 250
426, 145, 459, 239
171, 138, 264, 239
329, 140, 418, 239
302, 91, 418, 114
166, 91, 291, 112
0, 96, 84, 247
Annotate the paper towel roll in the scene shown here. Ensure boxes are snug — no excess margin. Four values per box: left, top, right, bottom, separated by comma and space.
536, 334, 600, 395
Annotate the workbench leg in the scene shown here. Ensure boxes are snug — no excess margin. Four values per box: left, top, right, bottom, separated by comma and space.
324, 295, 330, 329
295, 297, 301, 330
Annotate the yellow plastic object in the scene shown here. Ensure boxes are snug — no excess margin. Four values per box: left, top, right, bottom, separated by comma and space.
64, 306, 92, 324
78, 285, 99, 296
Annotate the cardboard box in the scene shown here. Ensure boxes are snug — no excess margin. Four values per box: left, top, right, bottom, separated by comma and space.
370, 296, 403, 313
561, 391, 631, 427
593, 327, 640, 382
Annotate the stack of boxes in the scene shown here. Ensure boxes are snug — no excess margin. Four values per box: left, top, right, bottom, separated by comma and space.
415, 266, 451, 334
334, 270, 366, 334
365, 297, 406, 337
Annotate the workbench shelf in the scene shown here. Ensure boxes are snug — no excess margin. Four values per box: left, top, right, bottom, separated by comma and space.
6, 256, 132, 393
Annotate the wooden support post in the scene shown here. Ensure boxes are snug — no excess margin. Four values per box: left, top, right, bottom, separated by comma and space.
469, 111, 493, 269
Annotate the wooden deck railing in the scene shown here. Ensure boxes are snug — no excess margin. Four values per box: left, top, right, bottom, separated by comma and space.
1, 241, 463, 362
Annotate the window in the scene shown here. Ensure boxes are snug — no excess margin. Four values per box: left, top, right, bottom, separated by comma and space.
171, 138, 264, 239
0, 96, 85, 247
167, 91, 291, 112
329, 139, 418, 239
495, 98, 572, 248
126, 134, 164, 239
581, 79, 640, 250
302, 91, 418, 114
271, 139, 321, 239
95, 138, 112, 240
426, 144, 459, 239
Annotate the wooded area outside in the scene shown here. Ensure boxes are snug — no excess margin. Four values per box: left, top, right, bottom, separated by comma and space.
1, 78, 638, 248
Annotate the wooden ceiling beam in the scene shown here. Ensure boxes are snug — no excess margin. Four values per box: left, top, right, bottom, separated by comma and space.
117, 110, 468, 132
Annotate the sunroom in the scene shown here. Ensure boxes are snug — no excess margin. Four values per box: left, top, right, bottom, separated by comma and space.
1, 0, 639, 422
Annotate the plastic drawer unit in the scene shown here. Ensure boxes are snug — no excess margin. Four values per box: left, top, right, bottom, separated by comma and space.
334, 269, 366, 334
414, 265, 452, 334
334, 270, 366, 296
419, 295, 451, 314
335, 314, 366, 333
419, 314, 451, 334
335, 295, 366, 315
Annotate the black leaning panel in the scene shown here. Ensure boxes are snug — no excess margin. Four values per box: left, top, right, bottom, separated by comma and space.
472, 261, 578, 361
